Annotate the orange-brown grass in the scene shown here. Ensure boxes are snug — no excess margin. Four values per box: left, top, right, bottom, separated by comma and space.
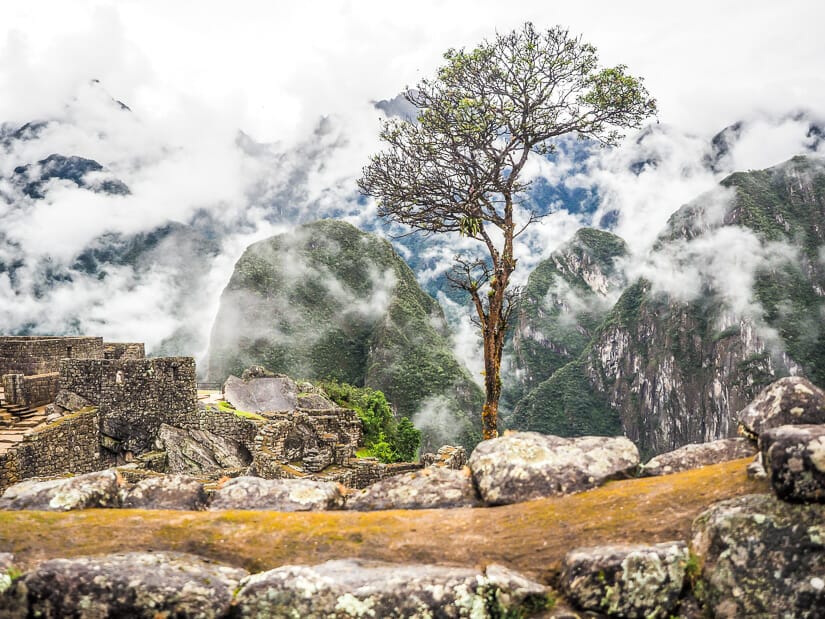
0, 458, 767, 583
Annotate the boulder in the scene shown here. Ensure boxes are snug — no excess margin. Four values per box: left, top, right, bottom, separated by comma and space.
0, 553, 14, 593
421, 445, 468, 469
469, 432, 639, 505
0, 552, 24, 619
157, 423, 251, 474
233, 559, 548, 618
761, 424, 825, 502
737, 376, 825, 437
346, 466, 479, 511
692, 493, 825, 618
53, 389, 93, 412
20, 552, 246, 619
223, 374, 298, 413
0, 470, 120, 511
121, 474, 207, 510
640, 438, 756, 477
560, 542, 688, 618
746, 455, 768, 480
208, 476, 344, 511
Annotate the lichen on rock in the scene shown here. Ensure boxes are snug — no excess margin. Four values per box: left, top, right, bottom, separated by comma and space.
468, 431, 639, 505
561, 541, 688, 618
692, 493, 825, 618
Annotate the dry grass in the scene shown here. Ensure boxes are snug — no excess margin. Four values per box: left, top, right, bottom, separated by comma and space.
0, 458, 767, 583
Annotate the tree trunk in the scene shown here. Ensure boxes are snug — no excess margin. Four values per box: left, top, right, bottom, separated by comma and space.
481, 332, 502, 440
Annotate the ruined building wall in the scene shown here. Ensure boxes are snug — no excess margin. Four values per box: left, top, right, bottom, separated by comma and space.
2, 373, 61, 407
0, 336, 104, 376
103, 343, 146, 360
0, 409, 105, 492
199, 409, 260, 452
59, 357, 198, 455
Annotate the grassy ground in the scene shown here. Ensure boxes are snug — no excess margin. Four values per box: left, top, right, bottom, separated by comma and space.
0, 458, 767, 585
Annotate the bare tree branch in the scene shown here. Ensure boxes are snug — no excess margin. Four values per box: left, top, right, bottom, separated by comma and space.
358, 22, 656, 439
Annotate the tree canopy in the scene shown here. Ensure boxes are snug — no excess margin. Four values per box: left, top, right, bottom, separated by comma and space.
359, 23, 657, 439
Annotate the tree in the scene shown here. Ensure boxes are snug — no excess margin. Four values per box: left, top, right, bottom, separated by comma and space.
358, 23, 656, 440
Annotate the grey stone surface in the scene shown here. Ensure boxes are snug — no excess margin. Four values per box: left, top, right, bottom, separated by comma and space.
157, 423, 251, 475
0, 552, 24, 619
61, 356, 198, 456
0, 469, 120, 511
746, 454, 768, 480
223, 374, 298, 413
1, 408, 104, 494
208, 476, 345, 511
692, 493, 825, 618
761, 424, 825, 502
561, 542, 688, 618
421, 445, 468, 469
20, 552, 246, 619
121, 474, 207, 510
233, 559, 548, 618
640, 437, 756, 476
469, 432, 640, 505
53, 389, 92, 412
346, 466, 479, 511
0, 552, 14, 594
738, 376, 825, 437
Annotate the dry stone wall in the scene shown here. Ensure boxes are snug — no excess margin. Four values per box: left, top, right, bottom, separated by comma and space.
103, 343, 146, 360
60, 357, 198, 455
0, 409, 106, 491
2, 372, 60, 407
0, 336, 104, 376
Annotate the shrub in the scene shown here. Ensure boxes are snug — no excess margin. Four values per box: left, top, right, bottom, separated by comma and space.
320, 380, 421, 463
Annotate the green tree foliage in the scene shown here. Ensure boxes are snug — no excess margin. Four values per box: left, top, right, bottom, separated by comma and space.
320, 381, 421, 463
359, 22, 656, 439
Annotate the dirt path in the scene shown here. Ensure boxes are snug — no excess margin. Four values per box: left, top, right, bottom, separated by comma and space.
0, 458, 767, 584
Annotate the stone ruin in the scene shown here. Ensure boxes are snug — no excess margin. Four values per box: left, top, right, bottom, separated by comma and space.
0, 336, 144, 412
0, 338, 424, 492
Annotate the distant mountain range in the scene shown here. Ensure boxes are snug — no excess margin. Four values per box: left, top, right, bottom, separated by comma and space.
1, 85, 824, 456
508, 155, 825, 458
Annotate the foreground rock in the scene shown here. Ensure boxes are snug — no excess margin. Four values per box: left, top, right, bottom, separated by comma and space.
0, 552, 23, 619
209, 476, 344, 511
0, 470, 120, 511
158, 423, 251, 475
737, 376, 825, 437
692, 493, 825, 617
223, 374, 298, 413
346, 466, 479, 511
469, 432, 639, 505
0, 553, 14, 593
641, 438, 756, 477
761, 424, 825, 502
16, 552, 246, 619
121, 474, 207, 510
561, 542, 688, 618
234, 559, 548, 618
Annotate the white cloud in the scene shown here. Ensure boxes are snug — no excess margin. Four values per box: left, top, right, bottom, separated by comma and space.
0, 0, 823, 374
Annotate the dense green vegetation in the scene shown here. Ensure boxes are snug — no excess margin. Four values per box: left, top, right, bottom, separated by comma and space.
208, 219, 483, 451
509, 156, 825, 451
319, 381, 421, 463
506, 228, 627, 409
509, 360, 620, 436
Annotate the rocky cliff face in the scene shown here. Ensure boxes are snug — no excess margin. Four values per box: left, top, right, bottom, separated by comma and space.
512, 156, 825, 457
207, 219, 483, 450
510, 228, 627, 405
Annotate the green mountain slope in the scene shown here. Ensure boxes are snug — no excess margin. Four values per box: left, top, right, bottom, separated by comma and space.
508, 227, 627, 406
511, 156, 825, 457
207, 219, 483, 451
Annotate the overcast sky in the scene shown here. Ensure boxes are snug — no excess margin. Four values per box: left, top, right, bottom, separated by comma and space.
3, 0, 824, 142
1, 0, 824, 364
